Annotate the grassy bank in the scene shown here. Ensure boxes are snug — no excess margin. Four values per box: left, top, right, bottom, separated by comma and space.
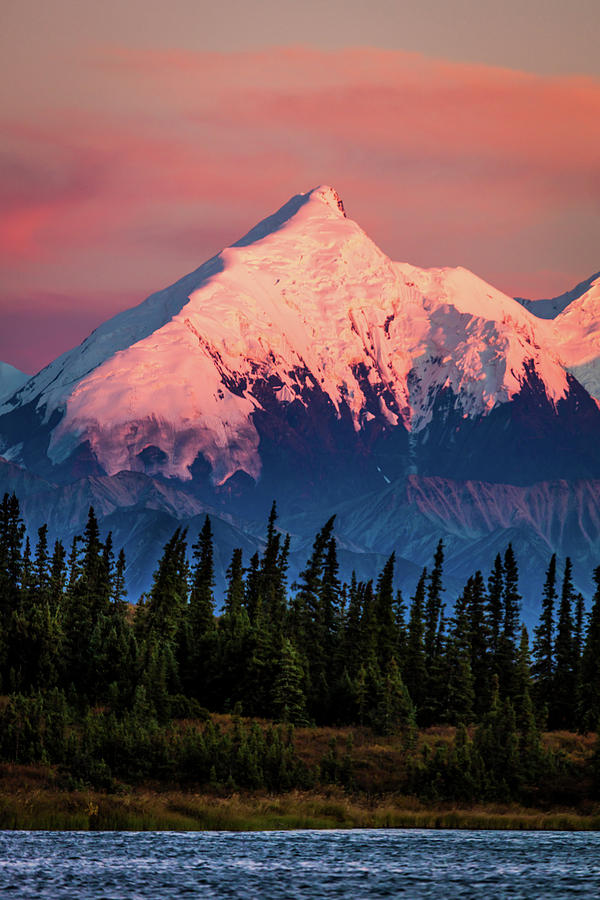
1, 719, 597, 832
1, 746, 599, 833
2, 785, 600, 832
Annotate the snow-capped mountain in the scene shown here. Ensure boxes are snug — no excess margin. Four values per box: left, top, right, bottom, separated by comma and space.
0, 186, 594, 492
516, 271, 600, 320
550, 274, 600, 401
513, 272, 600, 403
0, 362, 29, 405
1, 186, 600, 615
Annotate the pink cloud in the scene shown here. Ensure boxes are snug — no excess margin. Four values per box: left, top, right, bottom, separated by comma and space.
1, 47, 599, 371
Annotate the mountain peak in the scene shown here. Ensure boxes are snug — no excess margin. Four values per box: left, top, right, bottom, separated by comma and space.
309, 185, 347, 217
233, 184, 346, 249
0, 187, 581, 487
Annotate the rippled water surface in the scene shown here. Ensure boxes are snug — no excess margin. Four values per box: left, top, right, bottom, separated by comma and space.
1, 829, 600, 898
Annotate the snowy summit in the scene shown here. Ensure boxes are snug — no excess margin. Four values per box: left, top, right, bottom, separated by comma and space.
0, 186, 596, 486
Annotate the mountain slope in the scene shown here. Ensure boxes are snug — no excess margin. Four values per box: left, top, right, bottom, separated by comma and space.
515, 271, 600, 319
0, 186, 585, 492
515, 272, 600, 405
1, 187, 600, 619
550, 274, 600, 400
0, 362, 29, 404
4, 453, 598, 625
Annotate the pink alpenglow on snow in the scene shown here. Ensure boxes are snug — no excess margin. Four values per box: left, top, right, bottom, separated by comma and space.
2, 45, 600, 373
2, 186, 577, 486
550, 276, 600, 400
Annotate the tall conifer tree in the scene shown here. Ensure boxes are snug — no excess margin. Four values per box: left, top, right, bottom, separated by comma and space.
486, 553, 504, 670
467, 571, 490, 716
552, 557, 576, 729
374, 553, 397, 669
497, 544, 521, 700
531, 553, 557, 722
403, 568, 428, 714
424, 540, 444, 664
190, 516, 215, 635
579, 567, 600, 732
445, 586, 475, 725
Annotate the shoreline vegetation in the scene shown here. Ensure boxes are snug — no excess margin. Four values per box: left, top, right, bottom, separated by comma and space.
1, 495, 599, 833
3, 787, 600, 833
1, 720, 598, 832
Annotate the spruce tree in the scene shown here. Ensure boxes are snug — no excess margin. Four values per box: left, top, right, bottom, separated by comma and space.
573, 592, 585, 718
444, 586, 475, 725
394, 588, 408, 661
424, 540, 444, 664
82, 507, 103, 604
276, 533, 291, 620
259, 502, 288, 631
66, 535, 81, 589
33, 525, 50, 601
142, 528, 189, 644
48, 540, 66, 613
320, 536, 342, 652
244, 552, 261, 623
189, 516, 215, 638
514, 627, 533, 730
552, 557, 577, 729
467, 571, 490, 716
579, 568, 600, 733
0, 493, 25, 609
0, 493, 25, 684
291, 516, 336, 721
224, 548, 245, 619
99, 531, 116, 610
372, 657, 416, 742
113, 549, 127, 607
357, 580, 378, 666
292, 517, 336, 635
486, 553, 504, 670
340, 572, 363, 680
513, 628, 544, 783
374, 553, 397, 669
474, 675, 521, 798
187, 519, 220, 704
403, 568, 427, 714
20, 536, 32, 605
218, 547, 252, 711
62, 507, 108, 695
271, 639, 308, 726
421, 608, 448, 726
531, 553, 557, 723
497, 544, 521, 700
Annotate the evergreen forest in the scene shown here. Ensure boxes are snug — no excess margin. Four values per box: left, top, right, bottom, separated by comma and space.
1, 492, 599, 806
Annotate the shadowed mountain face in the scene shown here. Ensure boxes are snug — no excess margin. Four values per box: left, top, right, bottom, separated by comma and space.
0, 363, 28, 404
515, 271, 600, 320
2, 456, 598, 627
0, 187, 598, 621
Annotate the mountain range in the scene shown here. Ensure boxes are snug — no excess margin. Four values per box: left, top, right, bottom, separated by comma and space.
1, 186, 599, 622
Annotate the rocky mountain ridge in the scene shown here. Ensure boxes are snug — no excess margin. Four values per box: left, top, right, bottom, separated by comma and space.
1, 186, 599, 619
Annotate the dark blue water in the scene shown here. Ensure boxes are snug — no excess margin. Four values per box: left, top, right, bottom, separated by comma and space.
1, 829, 600, 898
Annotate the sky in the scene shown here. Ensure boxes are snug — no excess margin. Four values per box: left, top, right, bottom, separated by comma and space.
1, 0, 599, 373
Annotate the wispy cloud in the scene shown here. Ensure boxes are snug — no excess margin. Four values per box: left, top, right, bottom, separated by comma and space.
1, 47, 599, 371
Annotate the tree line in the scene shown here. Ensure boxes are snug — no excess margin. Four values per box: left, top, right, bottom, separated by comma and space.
0, 492, 599, 800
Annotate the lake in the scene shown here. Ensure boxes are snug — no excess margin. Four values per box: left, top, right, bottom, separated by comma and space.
1, 829, 600, 898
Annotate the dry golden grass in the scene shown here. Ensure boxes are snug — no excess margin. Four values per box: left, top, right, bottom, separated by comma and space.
0, 718, 597, 831
1, 782, 599, 832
